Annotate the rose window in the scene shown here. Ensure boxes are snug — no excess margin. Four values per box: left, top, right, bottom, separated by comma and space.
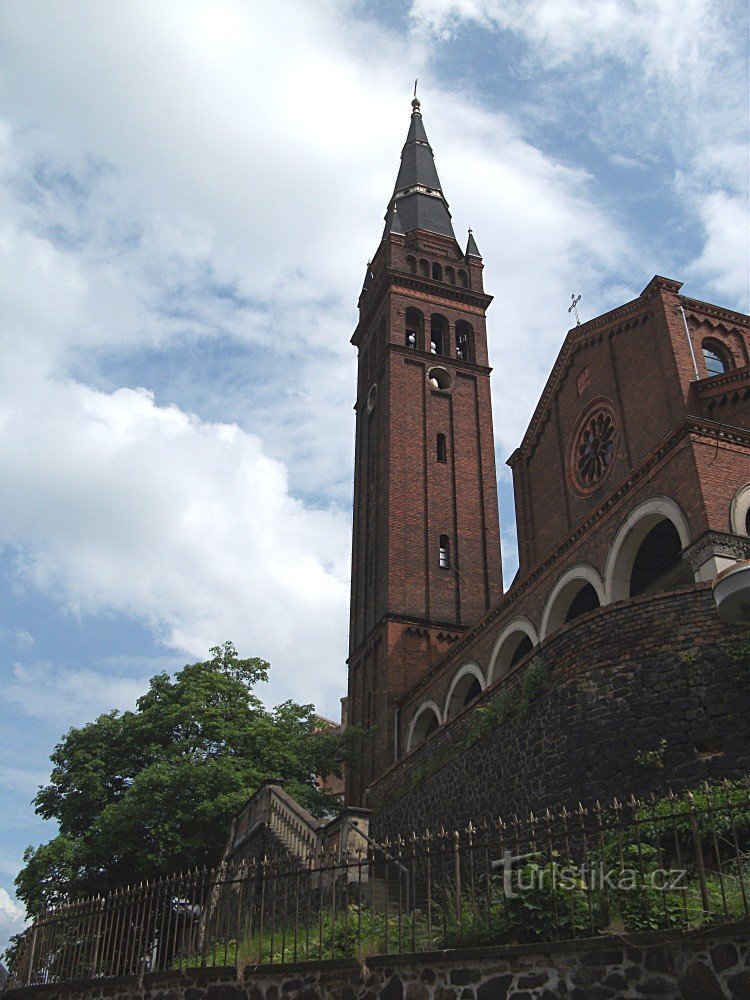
570, 406, 618, 493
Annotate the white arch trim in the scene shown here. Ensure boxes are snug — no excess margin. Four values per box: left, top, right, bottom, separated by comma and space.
443, 661, 485, 720
604, 496, 691, 603
730, 483, 750, 537
406, 700, 443, 753
540, 564, 605, 642
487, 617, 539, 685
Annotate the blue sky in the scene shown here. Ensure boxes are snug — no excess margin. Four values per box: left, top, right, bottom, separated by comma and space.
0, 0, 747, 954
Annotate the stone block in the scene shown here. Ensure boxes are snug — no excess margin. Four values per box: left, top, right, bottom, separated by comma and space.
475, 975, 513, 1000
380, 977, 403, 1000
679, 960, 725, 1000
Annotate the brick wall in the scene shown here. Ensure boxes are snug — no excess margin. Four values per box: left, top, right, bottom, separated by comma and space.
368, 587, 750, 839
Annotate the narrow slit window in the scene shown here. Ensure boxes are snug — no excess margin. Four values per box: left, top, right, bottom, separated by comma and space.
439, 534, 450, 569
405, 307, 423, 350
455, 321, 474, 363
437, 433, 447, 463
430, 315, 447, 356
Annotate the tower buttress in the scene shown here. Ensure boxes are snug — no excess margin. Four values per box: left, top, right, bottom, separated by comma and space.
346, 97, 503, 804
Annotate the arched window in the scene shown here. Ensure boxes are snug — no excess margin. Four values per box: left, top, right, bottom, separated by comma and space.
445, 266, 456, 285
488, 619, 539, 684
702, 340, 731, 377
407, 703, 441, 751
439, 535, 450, 569
419, 259, 430, 278
405, 307, 424, 350
437, 433, 447, 463
458, 270, 468, 288
509, 634, 533, 667
444, 664, 485, 721
629, 519, 690, 597
455, 321, 474, 363
564, 583, 600, 622
432, 262, 443, 282
430, 315, 448, 356
731, 485, 750, 537
541, 566, 605, 639
406, 255, 417, 275
605, 498, 692, 602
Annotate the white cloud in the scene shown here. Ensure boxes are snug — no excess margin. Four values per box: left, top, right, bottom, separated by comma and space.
0, 888, 23, 920
5, 660, 149, 729
0, 364, 351, 708
0, 0, 742, 727
408, 0, 732, 88
409, 0, 749, 304
0, 886, 25, 941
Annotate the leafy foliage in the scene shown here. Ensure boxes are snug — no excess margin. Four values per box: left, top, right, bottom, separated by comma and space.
15, 643, 351, 915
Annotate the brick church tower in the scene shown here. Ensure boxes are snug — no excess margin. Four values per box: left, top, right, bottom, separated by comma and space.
346, 97, 503, 804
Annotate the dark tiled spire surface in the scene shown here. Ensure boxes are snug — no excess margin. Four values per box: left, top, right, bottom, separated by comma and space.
382, 202, 405, 240
383, 97, 455, 240
466, 228, 482, 259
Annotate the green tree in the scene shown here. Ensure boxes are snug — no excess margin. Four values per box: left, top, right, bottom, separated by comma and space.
16, 643, 349, 915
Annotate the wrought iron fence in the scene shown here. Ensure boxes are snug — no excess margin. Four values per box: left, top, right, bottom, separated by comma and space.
9, 781, 750, 988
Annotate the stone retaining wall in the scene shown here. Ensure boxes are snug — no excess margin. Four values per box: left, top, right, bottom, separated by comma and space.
368, 589, 750, 841
5, 924, 748, 1000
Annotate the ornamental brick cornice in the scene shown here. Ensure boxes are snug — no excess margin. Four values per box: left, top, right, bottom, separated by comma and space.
399, 415, 750, 705
683, 531, 750, 572
694, 364, 750, 399
681, 296, 750, 328
347, 613, 467, 665
354, 271, 491, 336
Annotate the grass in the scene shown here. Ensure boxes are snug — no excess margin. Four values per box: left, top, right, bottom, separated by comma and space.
178, 854, 749, 970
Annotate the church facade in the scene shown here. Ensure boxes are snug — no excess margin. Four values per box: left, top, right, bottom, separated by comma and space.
345, 98, 750, 825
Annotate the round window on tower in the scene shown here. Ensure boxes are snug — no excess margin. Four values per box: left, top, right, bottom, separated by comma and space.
428, 367, 453, 391
366, 383, 378, 413
567, 399, 619, 496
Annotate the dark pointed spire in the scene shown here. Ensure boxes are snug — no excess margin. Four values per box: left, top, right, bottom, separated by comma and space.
382, 202, 405, 240
465, 228, 481, 259
382, 94, 455, 241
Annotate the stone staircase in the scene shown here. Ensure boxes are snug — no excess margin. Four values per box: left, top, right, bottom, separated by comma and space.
223, 780, 406, 909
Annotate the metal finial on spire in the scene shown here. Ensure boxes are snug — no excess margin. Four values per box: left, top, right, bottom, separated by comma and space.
412, 79, 420, 112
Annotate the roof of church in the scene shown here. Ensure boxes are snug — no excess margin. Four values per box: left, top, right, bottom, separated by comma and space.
384, 97, 455, 241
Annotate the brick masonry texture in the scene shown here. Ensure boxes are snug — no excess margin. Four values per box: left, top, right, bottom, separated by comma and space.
6, 924, 749, 999
367, 587, 750, 839
347, 240, 750, 810
346, 220, 503, 804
